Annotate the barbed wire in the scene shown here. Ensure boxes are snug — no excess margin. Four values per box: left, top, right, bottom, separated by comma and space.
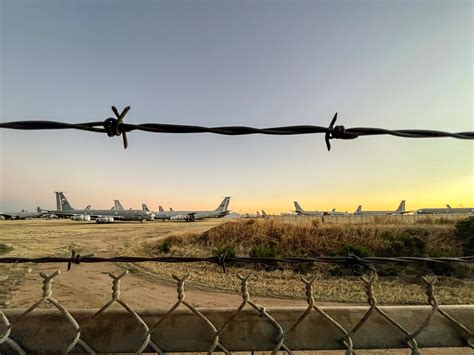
0, 251, 472, 272
1, 107, 473, 150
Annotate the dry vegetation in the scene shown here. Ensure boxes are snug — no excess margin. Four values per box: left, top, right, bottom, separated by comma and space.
157, 218, 463, 255
133, 217, 474, 304
1, 218, 472, 306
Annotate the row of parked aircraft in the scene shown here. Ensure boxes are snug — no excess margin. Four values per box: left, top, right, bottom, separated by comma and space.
0, 192, 231, 222
2, 195, 473, 221
292, 201, 474, 216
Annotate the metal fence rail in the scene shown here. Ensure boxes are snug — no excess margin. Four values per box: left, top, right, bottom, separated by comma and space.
1, 107, 473, 149
1, 269, 473, 354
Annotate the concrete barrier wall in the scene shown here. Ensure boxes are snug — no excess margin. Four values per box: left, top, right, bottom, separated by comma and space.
1, 306, 473, 352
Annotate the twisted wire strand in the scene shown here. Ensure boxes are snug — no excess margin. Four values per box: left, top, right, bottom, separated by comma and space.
0, 254, 472, 270
2, 119, 472, 138
1, 108, 472, 150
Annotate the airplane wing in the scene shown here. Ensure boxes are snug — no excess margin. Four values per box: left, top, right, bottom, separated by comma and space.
0, 213, 14, 219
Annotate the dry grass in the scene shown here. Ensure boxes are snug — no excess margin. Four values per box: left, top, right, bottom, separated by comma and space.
131, 219, 473, 304
125, 261, 474, 305
146, 219, 462, 259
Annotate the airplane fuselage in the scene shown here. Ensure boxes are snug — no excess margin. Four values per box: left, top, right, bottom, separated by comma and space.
416, 208, 474, 215
51, 208, 150, 221
0, 211, 46, 220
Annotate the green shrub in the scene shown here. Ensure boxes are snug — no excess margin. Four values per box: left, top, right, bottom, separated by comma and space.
213, 244, 236, 257
157, 239, 172, 254
455, 217, 474, 256
0, 244, 12, 255
249, 245, 280, 271
381, 233, 426, 257
375, 233, 426, 277
329, 244, 371, 276
249, 245, 277, 258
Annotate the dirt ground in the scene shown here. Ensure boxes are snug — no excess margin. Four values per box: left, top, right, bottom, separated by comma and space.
0, 219, 312, 309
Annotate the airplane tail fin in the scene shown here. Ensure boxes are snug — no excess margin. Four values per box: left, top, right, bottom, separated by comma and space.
55, 192, 62, 211
446, 204, 452, 209
256, 211, 261, 216
332, 208, 336, 212
170, 207, 174, 211
142, 203, 150, 212
396, 200, 406, 213
58, 192, 74, 211
294, 201, 304, 213
158, 206, 164, 212
261, 210, 267, 217
223, 197, 231, 211
84, 205, 91, 211
114, 200, 124, 210
355, 205, 362, 213
36, 206, 42, 212
215, 197, 230, 212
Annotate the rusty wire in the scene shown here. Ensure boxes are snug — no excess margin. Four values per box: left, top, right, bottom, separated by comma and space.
0, 270, 472, 354
1, 107, 473, 150
0, 253, 472, 272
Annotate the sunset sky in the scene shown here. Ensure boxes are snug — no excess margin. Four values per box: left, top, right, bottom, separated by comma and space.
1, 0, 472, 214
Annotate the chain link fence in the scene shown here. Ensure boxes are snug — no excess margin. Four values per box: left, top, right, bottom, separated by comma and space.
1, 268, 472, 354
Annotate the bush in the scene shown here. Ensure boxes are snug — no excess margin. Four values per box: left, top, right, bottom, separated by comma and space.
213, 244, 236, 257
381, 233, 426, 257
157, 239, 172, 254
375, 233, 426, 277
0, 244, 12, 255
455, 217, 474, 256
249, 245, 277, 258
249, 245, 280, 271
329, 244, 371, 276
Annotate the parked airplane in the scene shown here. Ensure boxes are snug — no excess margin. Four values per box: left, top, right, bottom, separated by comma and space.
416, 204, 474, 215
325, 208, 352, 216
51, 192, 151, 222
54, 192, 92, 212
354, 201, 408, 216
240, 210, 267, 218
294, 201, 326, 216
281, 211, 298, 217
240, 211, 261, 218
113, 200, 124, 211
113, 200, 154, 220
148, 197, 231, 221
0, 207, 47, 220
142, 203, 169, 220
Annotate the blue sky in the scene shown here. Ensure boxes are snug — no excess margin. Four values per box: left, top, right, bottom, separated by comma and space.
1, 0, 472, 213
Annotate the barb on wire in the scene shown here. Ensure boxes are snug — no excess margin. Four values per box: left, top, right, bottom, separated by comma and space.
0, 254, 472, 271
1, 107, 473, 150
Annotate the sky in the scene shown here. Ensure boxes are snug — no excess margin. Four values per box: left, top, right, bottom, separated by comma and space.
0, 0, 472, 214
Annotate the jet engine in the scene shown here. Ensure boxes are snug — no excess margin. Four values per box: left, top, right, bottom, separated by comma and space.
71, 215, 91, 221
96, 216, 114, 223
170, 214, 195, 222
